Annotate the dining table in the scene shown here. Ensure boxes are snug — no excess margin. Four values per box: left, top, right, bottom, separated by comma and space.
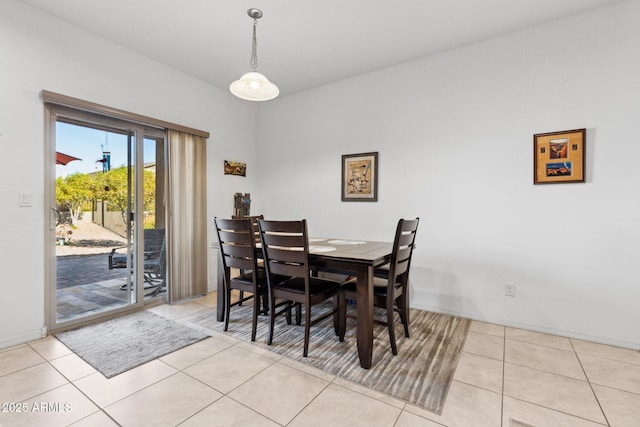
215, 237, 393, 369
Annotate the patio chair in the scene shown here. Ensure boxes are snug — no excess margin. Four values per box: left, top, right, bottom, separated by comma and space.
108, 228, 166, 295
143, 229, 166, 295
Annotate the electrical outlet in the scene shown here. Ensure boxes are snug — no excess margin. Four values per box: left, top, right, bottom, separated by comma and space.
504, 282, 516, 297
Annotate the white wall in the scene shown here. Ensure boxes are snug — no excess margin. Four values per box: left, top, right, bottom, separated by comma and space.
255, 1, 640, 348
2, 0, 638, 351
0, 0, 258, 348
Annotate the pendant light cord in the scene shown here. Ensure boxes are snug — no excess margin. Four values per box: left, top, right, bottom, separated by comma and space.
250, 18, 258, 72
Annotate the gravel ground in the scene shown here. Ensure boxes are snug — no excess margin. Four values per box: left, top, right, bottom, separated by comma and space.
56, 220, 127, 256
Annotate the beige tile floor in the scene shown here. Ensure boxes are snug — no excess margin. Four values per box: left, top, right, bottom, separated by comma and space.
1, 292, 639, 427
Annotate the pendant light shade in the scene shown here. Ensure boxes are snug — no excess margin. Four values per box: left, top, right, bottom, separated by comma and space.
230, 9, 279, 102
230, 72, 279, 101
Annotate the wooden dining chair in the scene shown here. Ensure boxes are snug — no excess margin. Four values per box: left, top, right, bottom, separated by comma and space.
214, 217, 267, 341
231, 214, 264, 306
338, 217, 419, 355
232, 214, 263, 244
258, 219, 342, 357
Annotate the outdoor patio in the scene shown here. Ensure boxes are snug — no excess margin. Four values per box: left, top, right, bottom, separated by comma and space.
56, 221, 164, 321
56, 254, 130, 321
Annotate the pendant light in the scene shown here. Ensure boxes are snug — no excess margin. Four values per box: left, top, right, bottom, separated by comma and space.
229, 8, 279, 101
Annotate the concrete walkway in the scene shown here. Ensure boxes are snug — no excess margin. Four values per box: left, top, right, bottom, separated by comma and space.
53, 220, 164, 320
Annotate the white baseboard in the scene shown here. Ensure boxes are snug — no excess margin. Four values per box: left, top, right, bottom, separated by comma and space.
0, 329, 46, 351
411, 300, 639, 351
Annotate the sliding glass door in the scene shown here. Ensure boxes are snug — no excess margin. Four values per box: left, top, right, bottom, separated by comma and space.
46, 105, 166, 331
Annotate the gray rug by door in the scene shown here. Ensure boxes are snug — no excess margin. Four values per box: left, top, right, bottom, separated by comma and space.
54, 311, 209, 378
184, 302, 469, 415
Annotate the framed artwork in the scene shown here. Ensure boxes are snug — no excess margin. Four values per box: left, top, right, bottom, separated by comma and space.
341, 152, 378, 201
224, 160, 246, 177
533, 129, 586, 184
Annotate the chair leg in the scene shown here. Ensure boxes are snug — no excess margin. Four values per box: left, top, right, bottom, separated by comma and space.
296, 303, 302, 326
387, 294, 398, 355
251, 292, 259, 342
338, 291, 346, 342
303, 303, 311, 357
405, 279, 411, 333
285, 301, 292, 325
397, 294, 410, 338
224, 285, 231, 332
262, 293, 269, 315
238, 290, 244, 306
332, 295, 339, 336
268, 293, 276, 345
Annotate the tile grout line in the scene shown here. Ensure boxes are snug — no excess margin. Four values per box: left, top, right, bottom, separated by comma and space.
505, 335, 577, 353
202, 343, 415, 426
500, 335, 612, 426
11, 304, 632, 426
502, 359, 588, 384
179, 360, 286, 427
504, 395, 611, 427
26, 341, 122, 427
499, 334, 601, 383
570, 338, 611, 426
281, 380, 335, 426
178, 343, 285, 425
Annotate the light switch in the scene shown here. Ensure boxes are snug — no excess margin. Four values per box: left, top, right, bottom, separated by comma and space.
19, 191, 33, 207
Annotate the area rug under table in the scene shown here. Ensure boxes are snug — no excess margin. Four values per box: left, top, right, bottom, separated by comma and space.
54, 310, 209, 378
184, 303, 469, 415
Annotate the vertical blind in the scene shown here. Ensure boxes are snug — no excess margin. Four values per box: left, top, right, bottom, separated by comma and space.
166, 129, 208, 302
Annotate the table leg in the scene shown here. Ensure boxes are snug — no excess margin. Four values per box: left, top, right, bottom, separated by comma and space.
216, 254, 225, 322
356, 264, 374, 369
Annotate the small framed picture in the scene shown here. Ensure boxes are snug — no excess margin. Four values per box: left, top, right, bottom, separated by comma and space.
224, 160, 246, 177
341, 152, 378, 201
533, 129, 586, 184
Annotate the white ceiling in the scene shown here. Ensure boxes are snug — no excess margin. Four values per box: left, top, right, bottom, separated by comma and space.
19, 0, 624, 97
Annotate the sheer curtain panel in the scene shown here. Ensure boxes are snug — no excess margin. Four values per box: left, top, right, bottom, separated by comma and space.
166, 130, 208, 302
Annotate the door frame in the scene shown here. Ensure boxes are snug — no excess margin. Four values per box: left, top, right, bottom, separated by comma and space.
44, 103, 164, 333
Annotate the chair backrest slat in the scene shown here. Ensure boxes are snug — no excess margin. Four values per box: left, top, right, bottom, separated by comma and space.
396, 245, 412, 263
389, 218, 420, 286
258, 219, 310, 280
267, 259, 307, 277
261, 233, 304, 248
232, 214, 263, 243
221, 242, 254, 259
217, 230, 253, 245
214, 217, 258, 273
222, 254, 254, 270
265, 247, 306, 264
397, 232, 415, 247
259, 220, 304, 234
